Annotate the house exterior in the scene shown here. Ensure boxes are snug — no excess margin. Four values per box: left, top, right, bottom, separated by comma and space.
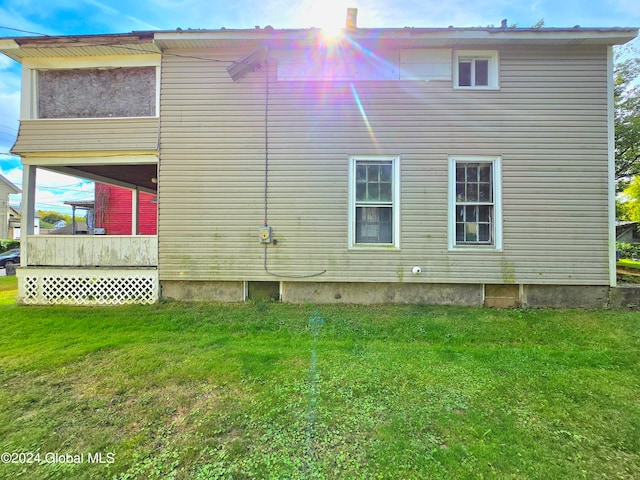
95, 183, 157, 235
0, 14, 637, 306
0, 173, 20, 239
8, 206, 40, 239
616, 221, 640, 243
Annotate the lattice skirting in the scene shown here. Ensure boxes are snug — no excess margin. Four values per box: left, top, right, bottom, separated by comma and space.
19, 269, 158, 305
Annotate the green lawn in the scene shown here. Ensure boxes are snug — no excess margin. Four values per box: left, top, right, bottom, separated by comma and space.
618, 258, 640, 270
617, 259, 640, 283
0, 278, 639, 479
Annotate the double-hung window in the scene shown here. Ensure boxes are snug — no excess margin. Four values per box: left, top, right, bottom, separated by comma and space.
349, 156, 400, 249
449, 156, 502, 250
454, 50, 499, 89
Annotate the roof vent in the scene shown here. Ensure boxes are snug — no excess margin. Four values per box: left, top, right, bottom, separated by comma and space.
346, 8, 358, 31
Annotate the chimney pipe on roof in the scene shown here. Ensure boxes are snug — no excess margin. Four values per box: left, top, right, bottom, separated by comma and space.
346, 8, 358, 31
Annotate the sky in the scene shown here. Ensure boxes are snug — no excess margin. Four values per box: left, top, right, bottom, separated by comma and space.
0, 0, 639, 214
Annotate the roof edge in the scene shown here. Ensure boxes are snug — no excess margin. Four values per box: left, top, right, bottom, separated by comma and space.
0, 25, 636, 62
0, 173, 21, 194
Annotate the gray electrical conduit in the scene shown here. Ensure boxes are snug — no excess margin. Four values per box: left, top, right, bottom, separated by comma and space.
261, 55, 327, 279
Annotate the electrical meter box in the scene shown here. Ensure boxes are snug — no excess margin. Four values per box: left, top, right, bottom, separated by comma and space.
259, 226, 272, 244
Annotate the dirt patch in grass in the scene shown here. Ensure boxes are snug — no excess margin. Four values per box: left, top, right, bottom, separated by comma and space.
618, 272, 640, 283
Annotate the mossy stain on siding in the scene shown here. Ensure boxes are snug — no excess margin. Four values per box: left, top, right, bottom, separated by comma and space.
397, 265, 404, 283
501, 259, 516, 284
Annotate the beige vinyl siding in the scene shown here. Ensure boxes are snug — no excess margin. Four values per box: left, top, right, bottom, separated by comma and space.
158, 45, 610, 285
12, 117, 159, 153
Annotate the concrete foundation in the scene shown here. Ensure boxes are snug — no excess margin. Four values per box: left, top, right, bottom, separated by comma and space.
281, 282, 484, 306
161, 280, 244, 302
158, 280, 640, 310
609, 285, 640, 309
523, 285, 610, 309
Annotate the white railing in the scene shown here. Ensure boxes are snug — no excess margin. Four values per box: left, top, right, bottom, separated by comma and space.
25, 235, 158, 267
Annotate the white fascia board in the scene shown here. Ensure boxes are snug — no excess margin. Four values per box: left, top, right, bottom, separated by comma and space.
154, 27, 638, 48
23, 54, 160, 69
21, 154, 158, 166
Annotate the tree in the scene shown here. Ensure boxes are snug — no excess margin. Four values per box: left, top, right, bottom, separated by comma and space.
614, 46, 640, 185
617, 176, 640, 221
37, 210, 71, 226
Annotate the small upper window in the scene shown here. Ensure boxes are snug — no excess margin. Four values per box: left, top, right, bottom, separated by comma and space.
454, 51, 499, 89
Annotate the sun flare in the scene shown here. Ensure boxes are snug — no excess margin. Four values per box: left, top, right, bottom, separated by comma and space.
300, 0, 351, 40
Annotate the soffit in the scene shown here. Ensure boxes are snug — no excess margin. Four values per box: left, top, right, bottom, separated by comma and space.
0, 34, 160, 62
71, 164, 158, 193
38, 164, 158, 194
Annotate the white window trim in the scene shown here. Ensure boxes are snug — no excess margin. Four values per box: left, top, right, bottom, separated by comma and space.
348, 155, 401, 250
448, 156, 502, 251
453, 50, 499, 90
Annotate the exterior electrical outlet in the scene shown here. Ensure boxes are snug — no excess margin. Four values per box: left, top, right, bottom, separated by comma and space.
259, 226, 272, 243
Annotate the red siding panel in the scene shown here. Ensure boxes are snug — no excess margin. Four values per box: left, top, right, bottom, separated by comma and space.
95, 183, 157, 235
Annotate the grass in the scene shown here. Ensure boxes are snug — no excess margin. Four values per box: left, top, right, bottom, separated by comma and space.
0, 279, 639, 479
618, 258, 640, 270
617, 259, 640, 283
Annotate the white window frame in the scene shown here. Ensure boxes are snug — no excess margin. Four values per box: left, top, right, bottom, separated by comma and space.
448, 156, 502, 251
453, 50, 499, 90
348, 155, 401, 250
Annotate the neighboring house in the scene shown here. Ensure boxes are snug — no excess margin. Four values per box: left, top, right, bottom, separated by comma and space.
95, 183, 157, 235
616, 221, 640, 243
0, 173, 20, 239
64, 199, 95, 235
9, 206, 40, 239
0, 13, 637, 306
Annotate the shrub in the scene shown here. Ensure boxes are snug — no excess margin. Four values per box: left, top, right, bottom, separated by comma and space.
616, 242, 640, 260
0, 239, 20, 253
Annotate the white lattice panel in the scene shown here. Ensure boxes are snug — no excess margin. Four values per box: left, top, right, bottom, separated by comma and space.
20, 270, 158, 305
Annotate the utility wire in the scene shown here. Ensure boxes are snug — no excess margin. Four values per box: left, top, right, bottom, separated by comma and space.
263, 58, 269, 226
0, 25, 52, 36
4, 183, 93, 193
260, 58, 326, 279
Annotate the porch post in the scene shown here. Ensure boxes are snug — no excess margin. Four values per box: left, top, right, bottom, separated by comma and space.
21, 164, 36, 267
71, 205, 77, 235
131, 187, 140, 235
